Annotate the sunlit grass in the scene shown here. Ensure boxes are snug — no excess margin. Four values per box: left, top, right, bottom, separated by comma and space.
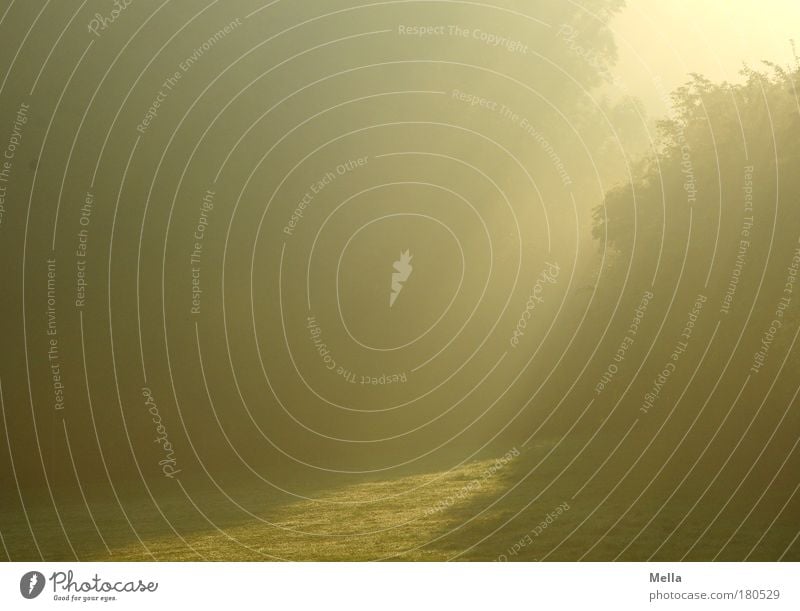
2, 444, 796, 561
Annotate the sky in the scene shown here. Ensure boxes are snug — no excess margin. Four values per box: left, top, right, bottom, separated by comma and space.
611, 0, 800, 114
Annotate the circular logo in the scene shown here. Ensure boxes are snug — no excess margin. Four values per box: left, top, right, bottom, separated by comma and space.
19, 571, 45, 599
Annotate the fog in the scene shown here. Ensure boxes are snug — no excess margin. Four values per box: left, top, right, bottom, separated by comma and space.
612, 0, 800, 113
0, 0, 797, 561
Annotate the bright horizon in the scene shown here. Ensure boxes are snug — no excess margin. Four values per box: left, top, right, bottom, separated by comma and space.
612, 0, 800, 113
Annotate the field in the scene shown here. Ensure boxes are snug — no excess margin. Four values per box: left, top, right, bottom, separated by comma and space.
2, 440, 796, 562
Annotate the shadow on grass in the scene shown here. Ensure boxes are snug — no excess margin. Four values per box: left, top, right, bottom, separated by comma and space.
2, 437, 798, 561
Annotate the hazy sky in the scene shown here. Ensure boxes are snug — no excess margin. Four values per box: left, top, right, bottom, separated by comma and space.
612, 0, 800, 113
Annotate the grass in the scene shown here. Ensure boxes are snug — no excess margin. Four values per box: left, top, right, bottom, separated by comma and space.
2, 441, 797, 561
